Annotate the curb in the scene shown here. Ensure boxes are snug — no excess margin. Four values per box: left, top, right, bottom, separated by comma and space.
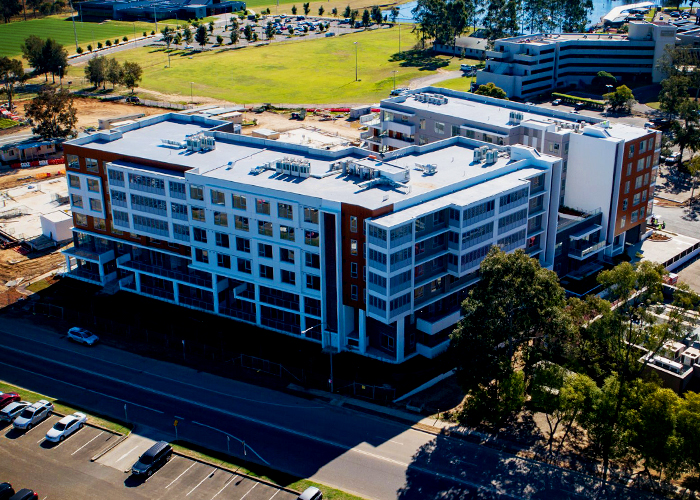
90, 425, 132, 462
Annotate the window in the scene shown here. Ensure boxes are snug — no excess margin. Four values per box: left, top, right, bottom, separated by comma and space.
93, 218, 106, 230
627, 163, 632, 176
304, 207, 319, 224
108, 169, 124, 185
635, 176, 643, 189
89, 198, 102, 212
640, 206, 646, 219
350, 285, 358, 300
215, 232, 229, 248
350, 216, 358, 232
350, 239, 358, 256
622, 199, 628, 211
171, 202, 187, 220
214, 211, 228, 227
419, 118, 426, 130
211, 190, 225, 206
71, 194, 83, 208
642, 190, 647, 202
620, 216, 626, 228
305, 274, 320, 290
305, 230, 319, 247
75, 213, 87, 226
256, 198, 270, 215
235, 215, 249, 231
87, 178, 100, 192
631, 210, 638, 223
648, 138, 654, 151
235, 237, 250, 253
624, 181, 630, 194
351, 262, 358, 278
217, 254, 231, 269
637, 158, 645, 172
260, 264, 274, 279
258, 221, 273, 237
85, 158, 99, 173
633, 193, 641, 206
451, 125, 460, 137
169, 181, 185, 199
643, 173, 649, 185
434, 122, 445, 134
647, 156, 652, 168
278, 203, 294, 219
129, 174, 164, 194
191, 207, 205, 222
193, 227, 208, 243
628, 144, 634, 158
305, 252, 320, 268
281, 270, 296, 285
190, 185, 204, 201
237, 258, 252, 274
281, 248, 295, 263
640, 141, 646, 153
194, 248, 209, 264
258, 243, 273, 259
66, 154, 79, 170
368, 225, 387, 241
173, 224, 189, 241
232, 194, 247, 210
280, 225, 295, 241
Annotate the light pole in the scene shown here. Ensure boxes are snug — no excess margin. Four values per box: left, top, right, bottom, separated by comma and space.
182, 339, 186, 361
58, 66, 62, 87
354, 41, 358, 82
301, 323, 337, 393
124, 404, 128, 422
190, 81, 194, 103
392, 70, 397, 90
68, 0, 78, 52
398, 21, 401, 56
154, 6, 159, 33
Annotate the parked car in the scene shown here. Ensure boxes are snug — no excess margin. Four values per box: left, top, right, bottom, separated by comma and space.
390, 87, 409, 96
552, 99, 562, 106
460, 64, 475, 72
666, 152, 681, 165
45, 412, 86, 442
0, 402, 30, 423
0, 482, 14, 500
67, 327, 99, 346
125, 96, 140, 104
0, 392, 20, 410
297, 487, 323, 500
8, 490, 37, 500
670, 10, 681, 17
131, 441, 173, 477
13, 400, 53, 430
184, 44, 194, 49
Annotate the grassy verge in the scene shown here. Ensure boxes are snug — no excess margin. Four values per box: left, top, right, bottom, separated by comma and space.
66, 28, 467, 104
26, 279, 52, 293
0, 118, 18, 129
172, 441, 367, 500
0, 380, 130, 435
437, 75, 475, 92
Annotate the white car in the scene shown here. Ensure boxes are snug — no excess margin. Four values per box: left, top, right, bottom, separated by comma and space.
45, 412, 87, 442
67, 327, 99, 346
13, 400, 54, 430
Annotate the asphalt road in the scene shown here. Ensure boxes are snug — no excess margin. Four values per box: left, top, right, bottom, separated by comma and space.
0, 317, 660, 500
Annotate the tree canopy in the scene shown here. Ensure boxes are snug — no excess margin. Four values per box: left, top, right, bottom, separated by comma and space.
0, 57, 26, 110
473, 82, 507, 99
25, 86, 76, 139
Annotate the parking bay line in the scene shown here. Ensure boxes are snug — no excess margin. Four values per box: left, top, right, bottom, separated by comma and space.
187, 469, 214, 497
240, 483, 257, 500
210, 474, 234, 500
115, 445, 139, 464
166, 462, 196, 488
72, 431, 104, 456
268, 490, 280, 500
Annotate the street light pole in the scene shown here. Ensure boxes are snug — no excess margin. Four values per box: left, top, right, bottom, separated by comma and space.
354, 41, 358, 81
182, 339, 186, 361
302, 323, 335, 393
190, 81, 193, 103
392, 70, 397, 90
398, 21, 401, 56
68, 0, 78, 52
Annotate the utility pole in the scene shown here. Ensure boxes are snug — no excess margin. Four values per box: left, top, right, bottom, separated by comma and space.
392, 70, 397, 90
69, 0, 79, 52
354, 41, 358, 81
398, 21, 401, 56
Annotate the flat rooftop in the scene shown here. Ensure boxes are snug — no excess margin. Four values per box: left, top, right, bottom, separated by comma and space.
68, 114, 557, 211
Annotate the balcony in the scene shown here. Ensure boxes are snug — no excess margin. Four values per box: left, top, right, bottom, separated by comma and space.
368, 281, 387, 295
368, 304, 387, 320
119, 259, 213, 289
568, 241, 606, 260
388, 302, 412, 318
382, 136, 415, 150
64, 245, 115, 266
415, 245, 448, 266
417, 308, 462, 335
368, 234, 388, 248
132, 222, 169, 238
140, 284, 175, 302
67, 266, 103, 284
219, 305, 256, 323
390, 258, 412, 273
179, 295, 214, 311
381, 120, 416, 136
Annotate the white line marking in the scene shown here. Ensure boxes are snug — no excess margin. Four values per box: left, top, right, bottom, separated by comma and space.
175, 416, 185, 420
210, 475, 233, 499
268, 490, 280, 500
186, 470, 213, 497
0, 361, 164, 414
115, 445, 139, 463
387, 440, 403, 445
0, 331, 324, 409
240, 483, 257, 499
166, 463, 195, 488
37, 437, 45, 444
72, 431, 103, 456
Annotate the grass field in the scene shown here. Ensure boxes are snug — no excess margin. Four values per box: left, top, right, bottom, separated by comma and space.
438, 75, 476, 92
0, 15, 185, 58
67, 28, 466, 104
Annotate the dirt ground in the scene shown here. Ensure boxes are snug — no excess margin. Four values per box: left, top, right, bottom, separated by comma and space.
0, 247, 66, 286
246, 111, 361, 140
16, 97, 168, 130
0, 164, 65, 190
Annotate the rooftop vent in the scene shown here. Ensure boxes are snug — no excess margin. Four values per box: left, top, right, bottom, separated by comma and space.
161, 139, 186, 149
484, 149, 498, 164
473, 145, 489, 163
415, 162, 437, 175
509, 111, 524, 124
186, 133, 215, 152
273, 156, 311, 178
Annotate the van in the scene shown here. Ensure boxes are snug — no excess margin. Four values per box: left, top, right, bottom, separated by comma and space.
297, 487, 322, 500
131, 441, 173, 477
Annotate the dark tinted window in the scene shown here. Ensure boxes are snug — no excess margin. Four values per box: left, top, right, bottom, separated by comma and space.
19, 409, 34, 418
54, 422, 66, 431
139, 453, 154, 464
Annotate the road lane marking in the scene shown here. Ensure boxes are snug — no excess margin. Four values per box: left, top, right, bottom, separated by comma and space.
166, 462, 195, 488
240, 483, 257, 499
175, 416, 185, 420
186, 470, 213, 496
268, 490, 280, 500
72, 431, 103, 456
115, 445, 139, 463
210, 474, 233, 499
0, 361, 164, 414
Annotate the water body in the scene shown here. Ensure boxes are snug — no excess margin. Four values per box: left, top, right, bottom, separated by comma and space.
385, 0, 684, 27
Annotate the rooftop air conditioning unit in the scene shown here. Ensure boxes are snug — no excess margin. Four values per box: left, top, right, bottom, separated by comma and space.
485, 149, 498, 164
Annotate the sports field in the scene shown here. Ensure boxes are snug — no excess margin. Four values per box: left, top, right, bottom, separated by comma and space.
67, 28, 467, 104
0, 15, 185, 58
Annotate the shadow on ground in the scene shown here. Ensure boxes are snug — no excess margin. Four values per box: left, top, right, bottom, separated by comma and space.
389, 49, 450, 71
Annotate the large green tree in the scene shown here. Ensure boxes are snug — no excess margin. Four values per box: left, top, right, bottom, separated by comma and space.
0, 0, 22, 22
195, 24, 208, 49
84, 55, 107, 88
0, 57, 26, 110
121, 61, 142, 93
603, 84, 636, 114
25, 86, 76, 139
473, 82, 507, 99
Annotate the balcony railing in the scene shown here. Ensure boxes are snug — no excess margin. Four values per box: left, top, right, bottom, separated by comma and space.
219, 306, 256, 323
132, 203, 167, 217
129, 183, 165, 196
120, 259, 212, 288
569, 241, 606, 259
259, 294, 300, 312
140, 284, 175, 301
368, 235, 388, 248
368, 304, 387, 319
390, 258, 412, 273
179, 295, 214, 311
133, 223, 169, 238
368, 281, 387, 295
389, 302, 412, 318
390, 234, 413, 248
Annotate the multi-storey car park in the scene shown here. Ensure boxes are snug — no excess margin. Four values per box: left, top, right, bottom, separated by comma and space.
474, 21, 676, 99
61, 113, 562, 363
365, 87, 661, 277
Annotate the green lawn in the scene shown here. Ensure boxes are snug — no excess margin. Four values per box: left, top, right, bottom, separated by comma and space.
0, 15, 184, 58
67, 28, 463, 104
0, 118, 18, 129
438, 75, 475, 92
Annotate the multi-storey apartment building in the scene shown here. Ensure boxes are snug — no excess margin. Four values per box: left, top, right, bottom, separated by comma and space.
366, 88, 660, 266
62, 113, 561, 363
475, 21, 676, 99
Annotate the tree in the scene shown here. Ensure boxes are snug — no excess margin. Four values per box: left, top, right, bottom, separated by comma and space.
161, 26, 173, 48
195, 24, 208, 49
318, 5, 324, 16
343, 4, 350, 18
27, 0, 40, 17
331, 7, 338, 17
113, 38, 119, 45
603, 84, 636, 114
173, 32, 182, 46
230, 28, 239, 44
303, 2, 309, 15
0, 0, 22, 22
265, 22, 275, 40
87, 44, 92, 52
121, 61, 142, 93
291, 4, 297, 15
76, 46, 83, 54
688, 155, 700, 203
105, 39, 112, 47
20, 35, 44, 75
371, 5, 381, 24
591, 70, 616, 90
25, 86, 76, 139
84, 55, 107, 88
0, 57, 25, 110
183, 26, 193, 45
671, 99, 700, 169
243, 24, 253, 42
390, 5, 399, 22
123, 36, 128, 42
362, 8, 370, 26
483, 0, 518, 41
105, 57, 123, 88
350, 9, 358, 24
659, 74, 689, 119
208, 20, 214, 33
473, 82, 507, 99
560, 0, 593, 32
41, 38, 67, 83
97, 41, 102, 49
216, 34, 223, 45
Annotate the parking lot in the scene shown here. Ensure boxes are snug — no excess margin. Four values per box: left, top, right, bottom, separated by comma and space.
0, 413, 297, 500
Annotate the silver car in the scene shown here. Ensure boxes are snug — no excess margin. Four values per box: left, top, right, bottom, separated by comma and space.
0, 401, 30, 422
13, 400, 54, 430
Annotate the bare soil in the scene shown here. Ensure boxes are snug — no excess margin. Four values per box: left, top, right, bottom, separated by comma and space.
0, 164, 65, 190
0, 247, 66, 285
246, 111, 361, 140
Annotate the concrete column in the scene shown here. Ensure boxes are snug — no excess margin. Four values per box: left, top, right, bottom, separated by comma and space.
134, 272, 141, 293
213, 287, 219, 313
98, 262, 105, 283
64, 255, 72, 272
254, 284, 261, 325
173, 281, 179, 303
359, 309, 367, 354
396, 318, 405, 363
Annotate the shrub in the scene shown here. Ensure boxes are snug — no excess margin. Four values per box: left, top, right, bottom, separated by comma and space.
97, 42, 103, 49
143, 31, 147, 37
105, 39, 112, 46
123, 36, 128, 42
76, 46, 83, 54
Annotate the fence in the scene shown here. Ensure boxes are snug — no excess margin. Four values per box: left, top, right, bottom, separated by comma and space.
138, 99, 193, 111
230, 354, 302, 381
338, 381, 396, 402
